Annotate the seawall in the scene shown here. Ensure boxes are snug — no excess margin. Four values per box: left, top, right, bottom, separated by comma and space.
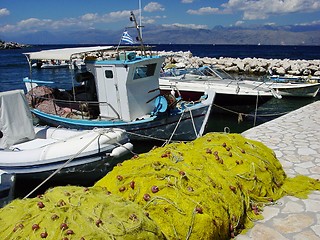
155, 50, 320, 78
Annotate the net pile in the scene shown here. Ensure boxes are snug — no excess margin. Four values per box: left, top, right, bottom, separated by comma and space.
0, 186, 164, 239
94, 133, 320, 239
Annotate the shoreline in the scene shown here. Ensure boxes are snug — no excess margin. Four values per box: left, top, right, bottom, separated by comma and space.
0, 41, 30, 49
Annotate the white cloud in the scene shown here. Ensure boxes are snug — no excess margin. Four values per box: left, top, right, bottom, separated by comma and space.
0, 24, 15, 33
81, 13, 98, 22
181, 0, 194, 3
144, 2, 165, 12
18, 18, 52, 28
162, 23, 208, 29
222, 0, 320, 20
0, 8, 10, 17
0, 10, 135, 33
106, 10, 134, 21
187, 7, 221, 15
295, 19, 320, 26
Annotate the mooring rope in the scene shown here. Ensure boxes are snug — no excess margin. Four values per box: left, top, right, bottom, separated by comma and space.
188, 107, 199, 138
253, 91, 259, 126
163, 110, 185, 147
126, 131, 168, 142
212, 103, 292, 120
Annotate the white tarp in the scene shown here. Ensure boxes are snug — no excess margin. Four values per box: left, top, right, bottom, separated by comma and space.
24, 46, 114, 61
0, 90, 35, 149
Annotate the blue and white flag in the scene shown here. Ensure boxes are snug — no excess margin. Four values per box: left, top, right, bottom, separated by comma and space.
121, 31, 134, 44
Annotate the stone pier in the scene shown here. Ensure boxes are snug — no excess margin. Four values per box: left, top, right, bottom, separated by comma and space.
239, 101, 320, 239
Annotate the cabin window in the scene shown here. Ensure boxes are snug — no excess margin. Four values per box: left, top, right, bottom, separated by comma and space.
133, 63, 157, 80
105, 70, 113, 78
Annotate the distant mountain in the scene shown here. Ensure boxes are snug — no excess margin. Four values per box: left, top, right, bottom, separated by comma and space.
142, 24, 320, 45
1, 24, 320, 45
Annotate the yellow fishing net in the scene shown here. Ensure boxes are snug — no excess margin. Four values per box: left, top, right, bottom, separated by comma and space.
94, 133, 320, 239
1, 133, 319, 239
0, 186, 164, 240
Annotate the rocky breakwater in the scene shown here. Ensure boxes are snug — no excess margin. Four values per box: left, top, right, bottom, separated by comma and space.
0, 40, 29, 49
156, 50, 320, 77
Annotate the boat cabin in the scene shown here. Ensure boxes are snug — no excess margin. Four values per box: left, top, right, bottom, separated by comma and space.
84, 52, 164, 121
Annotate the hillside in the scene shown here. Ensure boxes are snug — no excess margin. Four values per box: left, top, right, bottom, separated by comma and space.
1, 25, 320, 45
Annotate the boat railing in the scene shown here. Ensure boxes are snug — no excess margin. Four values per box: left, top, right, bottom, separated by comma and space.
28, 94, 121, 120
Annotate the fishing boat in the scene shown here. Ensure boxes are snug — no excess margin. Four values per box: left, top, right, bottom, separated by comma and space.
22, 13, 214, 142
0, 89, 133, 182
0, 170, 15, 207
159, 65, 280, 113
23, 47, 214, 141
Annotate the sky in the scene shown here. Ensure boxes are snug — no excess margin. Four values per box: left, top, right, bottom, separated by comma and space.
0, 0, 320, 36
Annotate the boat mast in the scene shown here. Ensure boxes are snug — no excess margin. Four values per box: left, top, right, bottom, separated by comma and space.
129, 11, 146, 55
139, 0, 142, 38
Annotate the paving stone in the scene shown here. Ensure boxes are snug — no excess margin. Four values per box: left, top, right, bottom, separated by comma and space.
281, 201, 304, 213
273, 214, 314, 234
293, 230, 320, 240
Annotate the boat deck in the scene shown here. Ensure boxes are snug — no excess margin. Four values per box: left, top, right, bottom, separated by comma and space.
239, 100, 320, 239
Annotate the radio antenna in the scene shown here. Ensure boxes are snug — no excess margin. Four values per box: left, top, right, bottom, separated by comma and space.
129, 11, 146, 55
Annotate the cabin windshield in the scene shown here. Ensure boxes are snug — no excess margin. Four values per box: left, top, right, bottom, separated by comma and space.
133, 63, 157, 80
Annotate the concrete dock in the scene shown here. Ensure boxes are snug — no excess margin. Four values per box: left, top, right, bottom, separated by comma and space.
238, 100, 320, 239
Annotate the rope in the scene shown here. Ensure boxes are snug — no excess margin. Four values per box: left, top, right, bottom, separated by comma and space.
253, 91, 259, 127
126, 131, 169, 142
188, 107, 199, 138
212, 103, 291, 119
162, 110, 185, 147
23, 129, 126, 199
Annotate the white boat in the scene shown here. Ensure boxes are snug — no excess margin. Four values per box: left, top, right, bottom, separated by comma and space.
0, 170, 15, 207
32, 60, 70, 69
0, 90, 133, 182
243, 75, 320, 98
160, 66, 280, 113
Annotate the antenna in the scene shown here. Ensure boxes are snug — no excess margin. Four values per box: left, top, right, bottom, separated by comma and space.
139, 0, 142, 38
129, 11, 146, 55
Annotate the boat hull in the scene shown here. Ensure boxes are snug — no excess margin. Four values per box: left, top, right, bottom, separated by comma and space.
271, 85, 320, 98
0, 126, 133, 183
4, 153, 125, 183
31, 104, 212, 141
243, 80, 320, 98
160, 88, 272, 114
0, 171, 15, 207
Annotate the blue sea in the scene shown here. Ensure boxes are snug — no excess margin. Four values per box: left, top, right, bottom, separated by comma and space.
1, 44, 319, 197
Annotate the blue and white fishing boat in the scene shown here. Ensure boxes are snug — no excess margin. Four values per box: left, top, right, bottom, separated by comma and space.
22, 13, 214, 142
23, 45, 214, 141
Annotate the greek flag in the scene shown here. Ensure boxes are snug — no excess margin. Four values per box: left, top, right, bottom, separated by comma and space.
121, 31, 134, 44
